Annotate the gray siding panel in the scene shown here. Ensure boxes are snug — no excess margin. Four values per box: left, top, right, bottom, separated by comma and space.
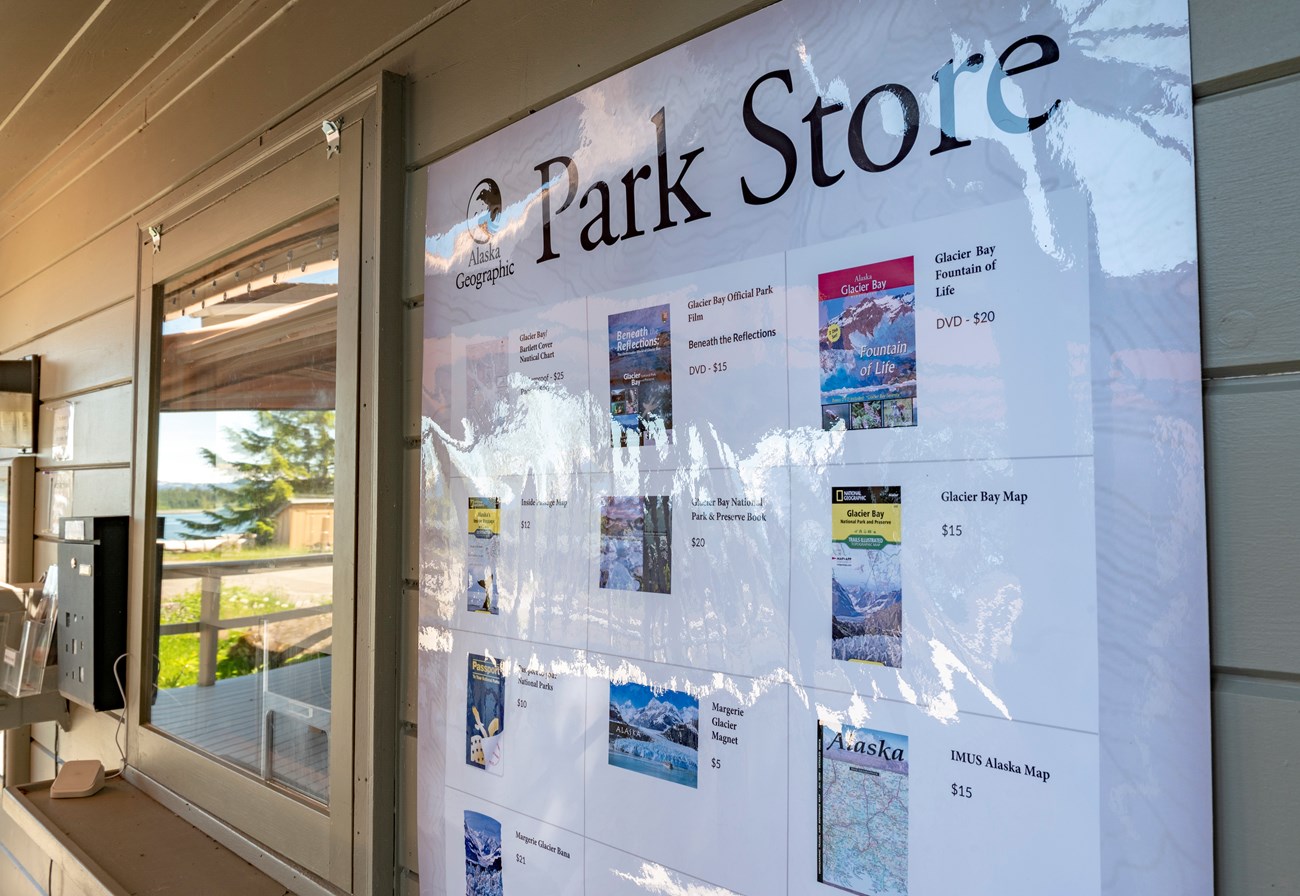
36, 385, 135, 468
16, 299, 135, 400
1197, 76, 1300, 375
1213, 676, 1300, 894
0, 223, 137, 352
1204, 374, 1300, 675
33, 466, 132, 535
1189, 0, 1300, 93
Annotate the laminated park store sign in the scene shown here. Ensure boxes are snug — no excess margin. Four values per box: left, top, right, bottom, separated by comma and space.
418, 0, 1210, 894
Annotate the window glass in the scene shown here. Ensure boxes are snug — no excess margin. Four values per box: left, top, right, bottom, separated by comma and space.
151, 207, 338, 803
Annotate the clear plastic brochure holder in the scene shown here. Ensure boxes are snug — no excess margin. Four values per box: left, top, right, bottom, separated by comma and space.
0, 564, 58, 698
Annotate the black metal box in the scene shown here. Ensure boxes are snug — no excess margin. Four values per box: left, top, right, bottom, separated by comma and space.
57, 516, 128, 711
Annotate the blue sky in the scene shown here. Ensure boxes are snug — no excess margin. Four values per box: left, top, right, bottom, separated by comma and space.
158, 411, 256, 484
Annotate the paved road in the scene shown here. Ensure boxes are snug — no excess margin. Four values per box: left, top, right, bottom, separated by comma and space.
159, 564, 333, 605
159, 562, 334, 654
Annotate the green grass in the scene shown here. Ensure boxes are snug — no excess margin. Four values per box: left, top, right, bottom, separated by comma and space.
156, 585, 313, 689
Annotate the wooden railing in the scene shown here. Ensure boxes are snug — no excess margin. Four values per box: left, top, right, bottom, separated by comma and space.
158, 553, 333, 687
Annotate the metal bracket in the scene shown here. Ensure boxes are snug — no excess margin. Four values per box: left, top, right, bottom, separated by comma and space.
322, 117, 343, 158
147, 225, 163, 253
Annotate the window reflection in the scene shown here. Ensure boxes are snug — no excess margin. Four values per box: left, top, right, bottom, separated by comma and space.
151, 208, 338, 803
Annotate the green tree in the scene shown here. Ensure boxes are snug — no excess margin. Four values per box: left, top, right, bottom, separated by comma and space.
183, 410, 335, 545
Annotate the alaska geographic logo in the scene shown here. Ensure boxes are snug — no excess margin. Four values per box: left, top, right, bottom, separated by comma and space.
466, 178, 503, 244
456, 177, 515, 291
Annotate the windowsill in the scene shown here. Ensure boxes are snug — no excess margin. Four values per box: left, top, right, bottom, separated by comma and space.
2, 771, 295, 895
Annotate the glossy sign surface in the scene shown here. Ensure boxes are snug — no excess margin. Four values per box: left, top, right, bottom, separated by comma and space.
420, 1, 1208, 893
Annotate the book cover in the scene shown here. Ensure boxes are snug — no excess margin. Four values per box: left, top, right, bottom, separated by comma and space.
818, 257, 917, 431
466, 497, 500, 614
466, 654, 505, 775
608, 303, 673, 446
464, 809, 504, 896
831, 487, 902, 667
608, 681, 699, 788
817, 723, 909, 896
599, 496, 671, 594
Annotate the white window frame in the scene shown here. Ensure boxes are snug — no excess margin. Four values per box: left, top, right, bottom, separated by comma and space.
126, 74, 403, 894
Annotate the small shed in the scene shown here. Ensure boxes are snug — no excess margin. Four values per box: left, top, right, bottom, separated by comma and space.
272, 497, 334, 551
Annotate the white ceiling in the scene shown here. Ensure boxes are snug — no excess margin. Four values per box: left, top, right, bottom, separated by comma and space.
0, 0, 261, 224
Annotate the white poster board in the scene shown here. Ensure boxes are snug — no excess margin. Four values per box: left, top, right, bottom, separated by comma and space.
420, 1, 1209, 893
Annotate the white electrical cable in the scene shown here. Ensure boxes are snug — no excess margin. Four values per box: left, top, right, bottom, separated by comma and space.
105, 652, 129, 779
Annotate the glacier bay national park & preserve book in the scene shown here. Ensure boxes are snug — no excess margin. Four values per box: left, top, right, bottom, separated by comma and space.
599, 495, 672, 594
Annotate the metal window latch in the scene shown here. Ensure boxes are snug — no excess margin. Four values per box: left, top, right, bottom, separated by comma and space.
147, 224, 163, 253
322, 117, 343, 158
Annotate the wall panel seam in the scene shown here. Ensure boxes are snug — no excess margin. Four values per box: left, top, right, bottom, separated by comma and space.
0, 1, 293, 248
0, 0, 114, 136
1213, 666, 1300, 685
1203, 366, 1300, 382
32, 462, 131, 474
0, 0, 229, 220
39, 378, 134, 405
1194, 59, 1300, 100
0, 296, 135, 357
0, 839, 46, 896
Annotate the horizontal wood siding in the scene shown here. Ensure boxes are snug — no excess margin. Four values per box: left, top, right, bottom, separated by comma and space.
1212, 677, 1300, 894
1192, 0, 1300, 891
1204, 375, 1300, 675
1196, 77, 1300, 376
1188, 0, 1300, 94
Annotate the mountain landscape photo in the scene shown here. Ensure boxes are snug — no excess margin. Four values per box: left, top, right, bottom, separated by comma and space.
464, 810, 504, 896
608, 681, 699, 788
818, 257, 918, 430
831, 572, 903, 667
